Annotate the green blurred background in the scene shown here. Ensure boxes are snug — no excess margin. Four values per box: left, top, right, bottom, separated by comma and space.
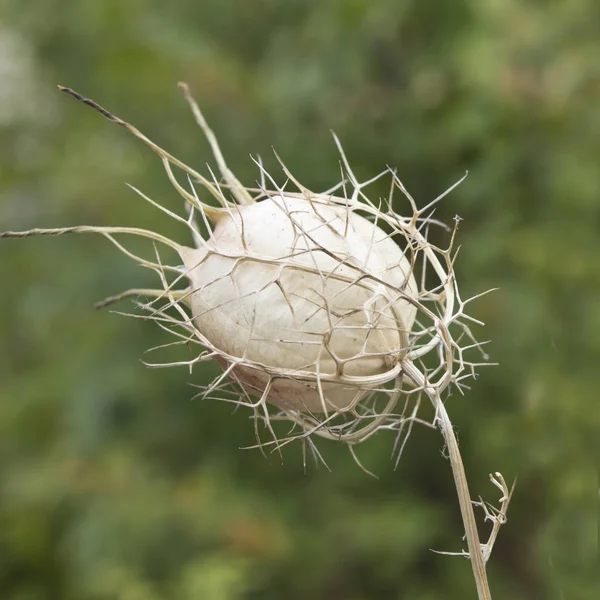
0, 1, 598, 599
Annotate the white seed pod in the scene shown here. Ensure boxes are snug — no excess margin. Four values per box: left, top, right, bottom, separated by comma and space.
0, 85, 505, 598
180, 194, 418, 413
1, 84, 487, 464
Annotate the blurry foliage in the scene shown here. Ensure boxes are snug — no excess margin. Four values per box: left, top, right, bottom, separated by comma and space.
0, 0, 599, 599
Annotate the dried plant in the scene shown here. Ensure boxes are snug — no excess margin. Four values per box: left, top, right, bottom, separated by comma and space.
1, 84, 512, 599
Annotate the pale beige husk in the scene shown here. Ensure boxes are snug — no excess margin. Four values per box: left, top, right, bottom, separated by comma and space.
1, 84, 511, 600
0, 84, 488, 455
180, 194, 418, 413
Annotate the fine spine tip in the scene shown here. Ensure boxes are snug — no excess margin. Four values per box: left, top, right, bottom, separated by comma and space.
56, 85, 119, 122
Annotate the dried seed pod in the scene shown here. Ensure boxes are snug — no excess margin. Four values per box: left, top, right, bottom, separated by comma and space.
0, 84, 508, 600
1, 84, 488, 462
180, 194, 418, 413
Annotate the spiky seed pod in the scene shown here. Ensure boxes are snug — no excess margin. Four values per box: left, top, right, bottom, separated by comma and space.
1, 84, 489, 462
181, 194, 418, 413
2, 85, 510, 599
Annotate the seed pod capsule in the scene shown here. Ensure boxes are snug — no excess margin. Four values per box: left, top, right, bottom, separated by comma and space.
1, 84, 485, 460
181, 194, 418, 412
0, 85, 503, 600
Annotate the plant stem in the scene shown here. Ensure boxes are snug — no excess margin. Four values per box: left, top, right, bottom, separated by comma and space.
403, 361, 491, 600
436, 399, 491, 600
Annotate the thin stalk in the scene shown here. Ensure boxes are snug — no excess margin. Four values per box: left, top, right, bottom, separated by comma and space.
403, 360, 491, 600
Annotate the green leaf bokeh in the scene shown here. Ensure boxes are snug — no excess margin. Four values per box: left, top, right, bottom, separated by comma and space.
1, 1, 598, 598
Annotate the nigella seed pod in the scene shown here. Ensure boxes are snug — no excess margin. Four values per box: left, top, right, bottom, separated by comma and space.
180, 194, 418, 413
1, 83, 488, 461
1, 83, 509, 599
